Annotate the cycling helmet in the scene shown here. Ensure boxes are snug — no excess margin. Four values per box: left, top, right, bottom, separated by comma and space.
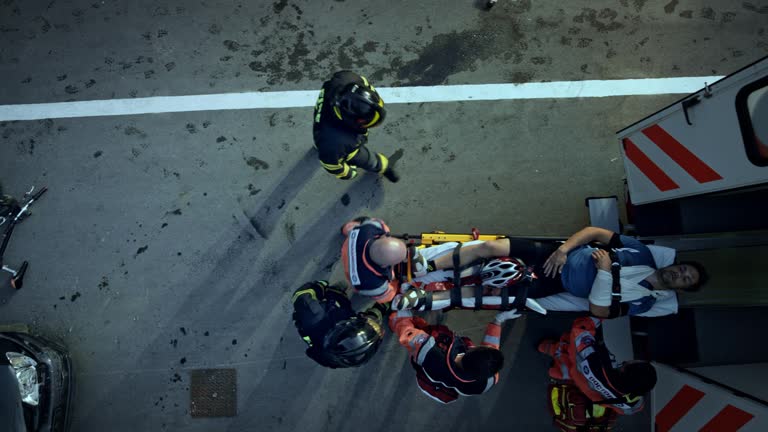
321, 316, 383, 368
332, 80, 386, 129
480, 257, 527, 289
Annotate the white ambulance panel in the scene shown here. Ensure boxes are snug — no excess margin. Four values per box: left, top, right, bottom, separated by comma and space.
618, 56, 768, 205
652, 363, 768, 432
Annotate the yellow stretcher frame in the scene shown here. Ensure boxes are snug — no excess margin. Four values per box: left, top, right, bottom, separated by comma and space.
394, 230, 508, 283
394, 230, 508, 246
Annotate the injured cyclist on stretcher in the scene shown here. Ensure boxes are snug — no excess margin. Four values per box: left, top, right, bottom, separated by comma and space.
395, 226, 707, 318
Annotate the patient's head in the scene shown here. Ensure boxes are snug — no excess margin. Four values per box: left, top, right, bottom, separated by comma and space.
658, 261, 707, 292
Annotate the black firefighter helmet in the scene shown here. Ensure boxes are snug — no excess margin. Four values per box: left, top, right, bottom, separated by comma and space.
322, 315, 383, 368
332, 79, 386, 129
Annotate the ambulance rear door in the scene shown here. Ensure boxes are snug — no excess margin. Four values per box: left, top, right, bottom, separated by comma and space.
618, 56, 768, 206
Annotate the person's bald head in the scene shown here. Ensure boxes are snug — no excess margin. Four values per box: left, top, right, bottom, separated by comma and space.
369, 237, 407, 267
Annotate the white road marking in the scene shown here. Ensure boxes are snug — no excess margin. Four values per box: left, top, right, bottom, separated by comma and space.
0, 76, 723, 121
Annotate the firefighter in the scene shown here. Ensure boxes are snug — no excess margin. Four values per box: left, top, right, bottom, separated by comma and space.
291, 280, 387, 368
389, 308, 521, 404
313, 70, 399, 182
538, 317, 657, 416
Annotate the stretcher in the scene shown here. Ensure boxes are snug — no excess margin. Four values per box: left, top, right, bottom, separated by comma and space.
392, 229, 547, 315
391, 228, 681, 318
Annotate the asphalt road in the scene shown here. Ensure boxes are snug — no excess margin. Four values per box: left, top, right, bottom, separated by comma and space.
1, 0, 766, 431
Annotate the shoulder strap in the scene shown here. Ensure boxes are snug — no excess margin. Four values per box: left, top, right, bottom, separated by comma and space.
606, 250, 623, 319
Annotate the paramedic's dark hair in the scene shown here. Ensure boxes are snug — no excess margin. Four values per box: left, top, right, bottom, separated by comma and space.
621, 362, 657, 396
462, 346, 504, 379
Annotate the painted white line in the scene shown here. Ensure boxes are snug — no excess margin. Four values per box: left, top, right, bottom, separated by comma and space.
382, 77, 724, 102
0, 76, 723, 121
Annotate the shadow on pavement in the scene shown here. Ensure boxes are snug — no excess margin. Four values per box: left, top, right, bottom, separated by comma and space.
73, 162, 387, 429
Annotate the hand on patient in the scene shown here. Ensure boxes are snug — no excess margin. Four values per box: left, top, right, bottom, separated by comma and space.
543, 247, 568, 277
591, 249, 612, 271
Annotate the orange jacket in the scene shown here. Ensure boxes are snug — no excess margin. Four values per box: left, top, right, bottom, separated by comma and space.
552, 317, 645, 415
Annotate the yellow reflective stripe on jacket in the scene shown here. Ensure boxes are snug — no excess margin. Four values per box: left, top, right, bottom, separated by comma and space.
291, 288, 317, 304
550, 387, 562, 416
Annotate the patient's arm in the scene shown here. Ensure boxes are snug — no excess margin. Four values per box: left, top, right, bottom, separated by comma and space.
589, 303, 610, 318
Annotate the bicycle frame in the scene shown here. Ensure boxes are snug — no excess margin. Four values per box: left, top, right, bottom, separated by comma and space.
1, 186, 47, 290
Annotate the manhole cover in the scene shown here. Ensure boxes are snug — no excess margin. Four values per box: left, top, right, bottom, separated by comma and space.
190, 368, 237, 417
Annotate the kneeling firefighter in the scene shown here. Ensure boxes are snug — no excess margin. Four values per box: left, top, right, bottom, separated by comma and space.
292, 280, 387, 368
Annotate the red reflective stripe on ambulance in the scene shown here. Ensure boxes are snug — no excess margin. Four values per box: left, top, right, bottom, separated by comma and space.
623, 138, 680, 192
698, 404, 755, 432
654, 384, 706, 432
642, 124, 724, 183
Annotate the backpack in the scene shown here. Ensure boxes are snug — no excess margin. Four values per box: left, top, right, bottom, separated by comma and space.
409, 324, 471, 404
547, 381, 618, 432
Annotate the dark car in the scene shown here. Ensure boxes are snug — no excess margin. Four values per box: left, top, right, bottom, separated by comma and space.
0, 331, 72, 432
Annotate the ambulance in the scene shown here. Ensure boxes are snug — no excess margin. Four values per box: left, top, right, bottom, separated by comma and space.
600, 55, 768, 431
